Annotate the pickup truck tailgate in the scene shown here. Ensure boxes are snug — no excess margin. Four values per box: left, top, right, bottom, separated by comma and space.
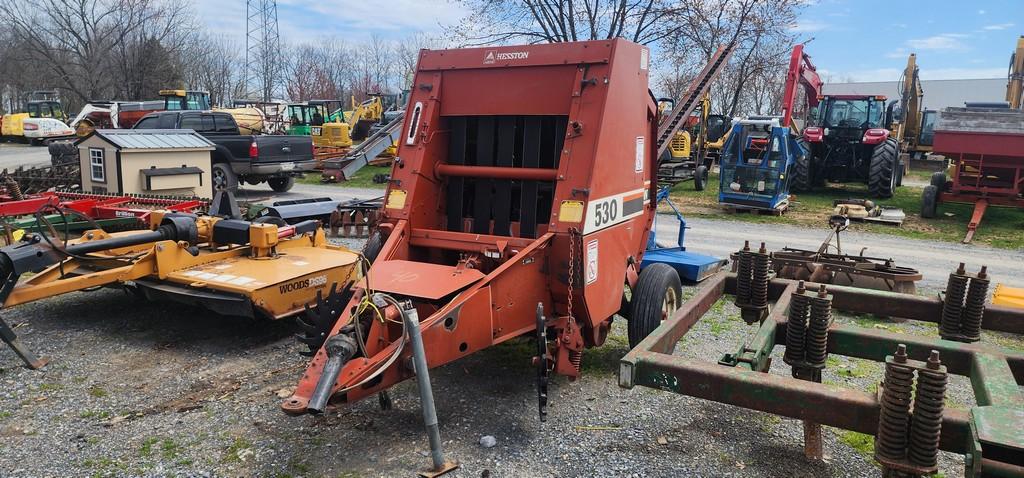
254, 135, 313, 164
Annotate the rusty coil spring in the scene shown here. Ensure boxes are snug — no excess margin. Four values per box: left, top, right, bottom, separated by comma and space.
735, 245, 753, 305
750, 247, 770, 310
939, 272, 969, 338
908, 354, 947, 469
805, 287, 832, 367
3, 174, 24, 201
876, 353, 914, 461
783, 283, 809, 365
961, 273, 989, 342
569, 350, 582, 373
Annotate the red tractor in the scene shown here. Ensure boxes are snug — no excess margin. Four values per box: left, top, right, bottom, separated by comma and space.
798, 95, 902, 197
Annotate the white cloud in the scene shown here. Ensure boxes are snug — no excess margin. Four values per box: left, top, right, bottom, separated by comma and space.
788, 20, 829, 33
978, 9, 986, 14
983, 23, 1015, 30
907, 33, 968, 50
885, 48, 909, 59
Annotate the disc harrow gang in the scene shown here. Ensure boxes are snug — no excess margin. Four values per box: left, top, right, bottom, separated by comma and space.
622, 241, 1024, 478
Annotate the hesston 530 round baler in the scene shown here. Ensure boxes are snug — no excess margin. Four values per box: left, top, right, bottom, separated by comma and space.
282, 39, 724, 419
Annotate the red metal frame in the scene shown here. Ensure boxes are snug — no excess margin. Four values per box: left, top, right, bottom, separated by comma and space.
0, 191, 208, 225
933, 128, 1024, 243
285, 39, 660, 413
780, 44, 822, 131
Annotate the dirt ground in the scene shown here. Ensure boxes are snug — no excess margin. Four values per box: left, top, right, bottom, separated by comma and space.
1, 221, 1021, 477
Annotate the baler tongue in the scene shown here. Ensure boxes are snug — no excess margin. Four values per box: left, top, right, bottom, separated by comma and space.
367, 260, 485, 300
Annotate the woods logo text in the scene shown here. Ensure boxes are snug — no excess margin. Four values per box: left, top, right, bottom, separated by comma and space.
279, 274, 327, 293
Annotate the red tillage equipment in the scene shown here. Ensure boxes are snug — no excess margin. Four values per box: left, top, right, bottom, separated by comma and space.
924, 106, 1024, 243
283, 39, 719, 419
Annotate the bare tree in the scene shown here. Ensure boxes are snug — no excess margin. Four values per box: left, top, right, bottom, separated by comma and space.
447, 0, 678, 46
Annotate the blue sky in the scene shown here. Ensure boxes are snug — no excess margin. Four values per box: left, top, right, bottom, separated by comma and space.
795, 0, 1022, 81
196, 0, 1021, 82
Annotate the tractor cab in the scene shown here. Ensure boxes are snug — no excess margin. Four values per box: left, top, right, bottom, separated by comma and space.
285, 103, 326, 136
160, 90, 211, 111
814, 95, 886, 139
718, 117, 800, 211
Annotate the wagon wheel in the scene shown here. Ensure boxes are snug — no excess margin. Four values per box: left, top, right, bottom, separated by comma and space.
626, 263, 682, 349
295, 282, 353, 356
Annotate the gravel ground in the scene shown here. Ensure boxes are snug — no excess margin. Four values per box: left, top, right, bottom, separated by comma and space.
0, 232, 1020, 477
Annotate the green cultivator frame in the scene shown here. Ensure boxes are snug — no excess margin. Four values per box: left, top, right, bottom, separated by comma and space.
620, 252, 1024, 477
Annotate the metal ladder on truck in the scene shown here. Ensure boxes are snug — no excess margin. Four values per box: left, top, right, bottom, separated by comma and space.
322, 113, 405, 181
656, 44, 736, 186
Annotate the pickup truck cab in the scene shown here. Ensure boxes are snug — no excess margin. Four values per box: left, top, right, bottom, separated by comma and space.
134, 110, 314, 192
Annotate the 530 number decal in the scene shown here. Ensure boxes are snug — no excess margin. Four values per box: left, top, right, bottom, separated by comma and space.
593, 200, 618, 228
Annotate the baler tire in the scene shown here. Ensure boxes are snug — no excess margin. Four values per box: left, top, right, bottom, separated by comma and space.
627, 263, 682, 349
930, 171, 947, 190
694, 165, 708, 191
791, 139, 813, 192
921, 185, 939, 218
363, 230, 384, 264
868, 139, 899, 198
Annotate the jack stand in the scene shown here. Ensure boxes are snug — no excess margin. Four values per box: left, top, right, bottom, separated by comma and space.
401, 301, 459, 478
0, 316, 48, 369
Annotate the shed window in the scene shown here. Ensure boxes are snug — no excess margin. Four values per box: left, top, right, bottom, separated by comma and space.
89, 148, 105, 182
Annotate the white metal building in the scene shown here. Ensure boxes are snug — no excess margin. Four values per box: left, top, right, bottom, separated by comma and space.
823, 78, 1007, 110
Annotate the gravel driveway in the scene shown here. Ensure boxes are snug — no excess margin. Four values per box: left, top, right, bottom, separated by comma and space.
0, 219, 1019, 477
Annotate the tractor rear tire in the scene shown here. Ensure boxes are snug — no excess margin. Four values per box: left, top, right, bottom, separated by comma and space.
921, 185, 939, 218
268, 176, 295, 193
930, 171, 947, 190
48, 141, 78, 167
627, 263, 682, 349
694, 165, 708, 191
791, 139, 813, 192
868, 139, 899, 198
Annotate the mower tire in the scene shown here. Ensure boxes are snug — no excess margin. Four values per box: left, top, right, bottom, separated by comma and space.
868, 138, 899, 198
363, 230, 384, 264
694, 165, 708, 191
921, 185, 939, 218
791, 138, 813, 192
930, 171, 947, 189
627, 263, 682, 349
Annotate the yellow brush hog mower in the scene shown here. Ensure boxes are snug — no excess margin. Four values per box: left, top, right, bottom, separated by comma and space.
0, 193, 362, 369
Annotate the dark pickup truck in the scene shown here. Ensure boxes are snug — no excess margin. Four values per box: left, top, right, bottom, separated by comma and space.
134, 110, 314, 192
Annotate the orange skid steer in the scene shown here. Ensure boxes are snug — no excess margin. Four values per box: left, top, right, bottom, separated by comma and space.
284, 39, 706, 418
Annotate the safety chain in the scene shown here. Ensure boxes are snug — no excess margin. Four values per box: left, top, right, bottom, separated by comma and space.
566, 227, 580, 321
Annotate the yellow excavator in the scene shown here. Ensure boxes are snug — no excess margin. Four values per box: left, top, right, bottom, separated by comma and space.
313, 95, 387, 148
890, 53, 936, 165
1008, 35, 1024, 109
657, 93, 731, 190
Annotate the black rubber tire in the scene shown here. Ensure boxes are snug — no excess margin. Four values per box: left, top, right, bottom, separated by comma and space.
363, 230, 384, 264
868, 138, 899, 198
268, 176, 295, 193
693, 165, 708, 191
895, 158, 905, 187
627, 263, 682, 349
930, 171, 947, 190
211, 163, 238, 192
48, 141, 78, 167
253, 215, 288, 227
790, 138, 813, 192
921, 185, 939, 218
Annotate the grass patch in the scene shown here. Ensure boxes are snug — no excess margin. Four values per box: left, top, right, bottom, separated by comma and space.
222, 436, 253, 463
297, 164, 389, 189
79, 410, 111, 420
669, 171, 1024, 249
37, 382, 61, 392
88, 386, 107, 398
580, 333, 630, 375
835, 358, 875, 379
0, 411, 12, 420
839, 430, 875, 459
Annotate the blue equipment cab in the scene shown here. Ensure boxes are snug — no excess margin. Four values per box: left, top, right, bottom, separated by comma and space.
641, 186, 726, 282
717, 117, 804, 212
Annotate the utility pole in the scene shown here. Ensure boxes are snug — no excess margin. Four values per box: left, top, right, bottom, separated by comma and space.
245, 0, 281, 102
